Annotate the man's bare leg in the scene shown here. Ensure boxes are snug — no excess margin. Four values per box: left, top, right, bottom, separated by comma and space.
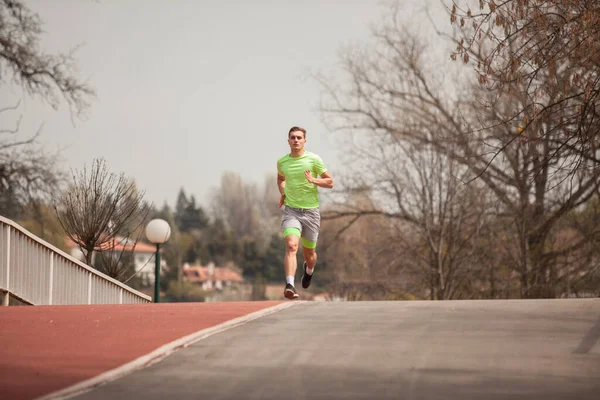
301, 246, 317, 289
284, 234, 300, 299
303, 247, 317, 270
285, 234, 300, 277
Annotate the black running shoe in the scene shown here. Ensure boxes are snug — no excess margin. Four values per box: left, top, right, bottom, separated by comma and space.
284, 283, 299, 299
301, 261, 313, 289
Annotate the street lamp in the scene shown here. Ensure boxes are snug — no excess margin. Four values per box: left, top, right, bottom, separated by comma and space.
145, 219, 171, 303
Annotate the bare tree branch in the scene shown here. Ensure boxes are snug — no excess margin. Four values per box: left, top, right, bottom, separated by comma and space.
55, 158, 149, 275
0, 0, 95, 117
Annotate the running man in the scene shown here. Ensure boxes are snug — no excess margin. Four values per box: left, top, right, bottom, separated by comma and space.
277, 126, 334, 299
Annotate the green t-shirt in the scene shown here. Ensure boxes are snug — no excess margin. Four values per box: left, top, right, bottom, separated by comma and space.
277, 151, 327, 209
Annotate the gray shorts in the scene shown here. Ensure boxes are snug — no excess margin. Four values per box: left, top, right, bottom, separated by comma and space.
281, 206, 321, 243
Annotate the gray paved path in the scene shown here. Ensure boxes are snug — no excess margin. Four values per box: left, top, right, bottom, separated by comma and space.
73, 299, 600, 400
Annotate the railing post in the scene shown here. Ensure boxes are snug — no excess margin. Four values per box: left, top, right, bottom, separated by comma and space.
88, 272, 92, 304
3, 225, 10, 307
119, 288, 123, 304
48, 253, 54, 305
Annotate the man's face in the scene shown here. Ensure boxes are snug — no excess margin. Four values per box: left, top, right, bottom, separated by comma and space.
288, 131, 306, 151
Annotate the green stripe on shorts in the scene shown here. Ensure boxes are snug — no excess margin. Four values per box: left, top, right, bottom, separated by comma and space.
302, 237, 317, 249
283, 227, 301, 237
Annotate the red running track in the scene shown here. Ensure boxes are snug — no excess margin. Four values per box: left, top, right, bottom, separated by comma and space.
0, 301, 284, 400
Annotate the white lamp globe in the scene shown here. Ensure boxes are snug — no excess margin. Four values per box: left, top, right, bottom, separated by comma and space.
145, 219, 171, 244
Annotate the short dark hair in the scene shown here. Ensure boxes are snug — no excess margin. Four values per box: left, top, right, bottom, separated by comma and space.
288, 126, 306, 139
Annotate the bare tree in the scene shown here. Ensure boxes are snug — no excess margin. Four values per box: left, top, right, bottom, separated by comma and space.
211, 171, 275, 251
548, 196, 600, 297
55, 158, 148, 271
1, 0, 94, 115
319, 211, 415, 300
450, 0, 600, 175
322, 138, 491, 299
0, 103, 63, 218
95, 234, 144, 283
466, 81, 600, 297
393, 145, 491, 300
318, 4, 600, 298
0, 0, 94, 218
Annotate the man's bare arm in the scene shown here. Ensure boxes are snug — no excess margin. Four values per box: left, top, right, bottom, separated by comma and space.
305, 170, 334, 189
277, 173, 286, 194
277, 173, 286, 208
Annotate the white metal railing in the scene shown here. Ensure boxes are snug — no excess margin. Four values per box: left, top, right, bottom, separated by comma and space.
0, 216, 151, 306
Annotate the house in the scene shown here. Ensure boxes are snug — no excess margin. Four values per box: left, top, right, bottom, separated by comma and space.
182, 262, 244, 291
65, 236, 164, 285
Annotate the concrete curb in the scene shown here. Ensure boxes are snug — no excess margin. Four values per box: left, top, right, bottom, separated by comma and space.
36, 301, 304, 400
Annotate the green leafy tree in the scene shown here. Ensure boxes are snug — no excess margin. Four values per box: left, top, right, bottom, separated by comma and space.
175, 192, 208, 233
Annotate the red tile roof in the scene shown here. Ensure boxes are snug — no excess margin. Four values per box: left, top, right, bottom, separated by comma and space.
183, 265, 244, 283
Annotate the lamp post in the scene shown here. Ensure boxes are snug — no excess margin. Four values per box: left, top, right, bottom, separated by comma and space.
145, 219, 171, 303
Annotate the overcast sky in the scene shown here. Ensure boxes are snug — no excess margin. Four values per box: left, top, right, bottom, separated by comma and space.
9, 0, 449, 209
